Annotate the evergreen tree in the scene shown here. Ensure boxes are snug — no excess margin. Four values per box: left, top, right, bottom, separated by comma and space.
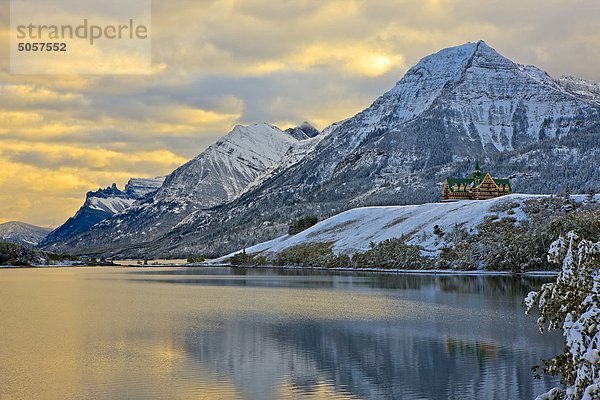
524, 232, 599, 400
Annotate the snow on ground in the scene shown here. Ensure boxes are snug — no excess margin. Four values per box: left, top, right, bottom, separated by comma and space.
215, 194, 554, 262
243, 133, 326, 194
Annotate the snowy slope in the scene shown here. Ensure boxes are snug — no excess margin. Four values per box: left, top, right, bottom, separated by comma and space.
88, 197, 136, 214
154, 123, 299, 204
558, 75, 600, 106
125, 177, 166, 198
0, 221, 51, 246
441, 44, 597, 152
217, 194, 549, 260
244, 130, 326, 194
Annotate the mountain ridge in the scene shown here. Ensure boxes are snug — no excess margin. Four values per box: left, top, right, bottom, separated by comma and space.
45, 41, 600, 257
40, 177, 165, 247
43, 122, 321, 253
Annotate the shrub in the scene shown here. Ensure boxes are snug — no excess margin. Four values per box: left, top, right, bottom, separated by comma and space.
274, 243, 344, 267
351, 238, 431, 269
228, 250, 257, 265
439, 199, 600, 271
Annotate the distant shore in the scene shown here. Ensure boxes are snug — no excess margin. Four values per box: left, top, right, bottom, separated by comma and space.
199, 263, 559, 276
0, 262, 558, 276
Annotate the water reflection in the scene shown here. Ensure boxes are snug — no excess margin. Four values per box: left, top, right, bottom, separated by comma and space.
127, 266, 552, 295
0, 267, 561, 400
183, 317, 558, 400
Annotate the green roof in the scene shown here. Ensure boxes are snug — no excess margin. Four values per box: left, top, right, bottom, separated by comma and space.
495, 179, 511, 187
444, 163, 511, 193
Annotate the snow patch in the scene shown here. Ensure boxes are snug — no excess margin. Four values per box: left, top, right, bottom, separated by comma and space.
88, 197, 136, 214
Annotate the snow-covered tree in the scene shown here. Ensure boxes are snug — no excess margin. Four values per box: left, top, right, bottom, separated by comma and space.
524, 231, 599, 400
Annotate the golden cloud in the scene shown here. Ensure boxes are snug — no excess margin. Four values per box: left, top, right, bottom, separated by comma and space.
290, 43, 405, 77
0, 84, 84, 103
0, 141, 188, 171
233, 43, 405, 78
0, 143, 187, 226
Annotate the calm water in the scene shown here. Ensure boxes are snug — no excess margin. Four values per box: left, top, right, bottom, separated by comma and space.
0, 267, 562, 400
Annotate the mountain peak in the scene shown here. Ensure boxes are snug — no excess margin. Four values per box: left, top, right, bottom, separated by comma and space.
124, 177, 166, 199
223, 123, 297, 144
470, 40, 515, 70
354, 41, 485, 128
86, 183, 124, 199
285, 121, 321, 140
153, 122, 302, 205
399, 40, 511, 86
325, 38, 600, 160
0, 221, 49, 230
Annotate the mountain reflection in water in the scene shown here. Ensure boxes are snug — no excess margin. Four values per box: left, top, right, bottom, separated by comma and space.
0, 267, 561, 400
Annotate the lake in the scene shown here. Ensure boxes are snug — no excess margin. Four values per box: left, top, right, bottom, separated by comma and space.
0, 267, 562, 400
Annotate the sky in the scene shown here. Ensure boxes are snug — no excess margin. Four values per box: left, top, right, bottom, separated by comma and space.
0, 0, 599, 227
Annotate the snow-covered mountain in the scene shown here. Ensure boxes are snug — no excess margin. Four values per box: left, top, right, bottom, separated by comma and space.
46, 123, 320, 254
151, 40, 600, 258
48, 41, 600, 258
41, 177, 164, 247
154, 123, 300, 204
284, 121, 321, 140
0, 221, 52, 246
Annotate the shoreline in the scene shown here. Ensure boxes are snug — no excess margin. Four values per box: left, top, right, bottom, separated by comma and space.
0, 262, 559, 276
200, 263, 559, 276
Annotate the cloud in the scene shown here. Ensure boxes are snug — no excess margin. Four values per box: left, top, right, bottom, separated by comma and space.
0, 142, 187, 226
0, 84, 85, 105
0, 141, 187, 171
1, 0, 600, 225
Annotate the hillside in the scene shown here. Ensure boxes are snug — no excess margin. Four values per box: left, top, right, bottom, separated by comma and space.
218, 194, 600, 271
0, 221, 51, 246
220, 194, 542, 257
